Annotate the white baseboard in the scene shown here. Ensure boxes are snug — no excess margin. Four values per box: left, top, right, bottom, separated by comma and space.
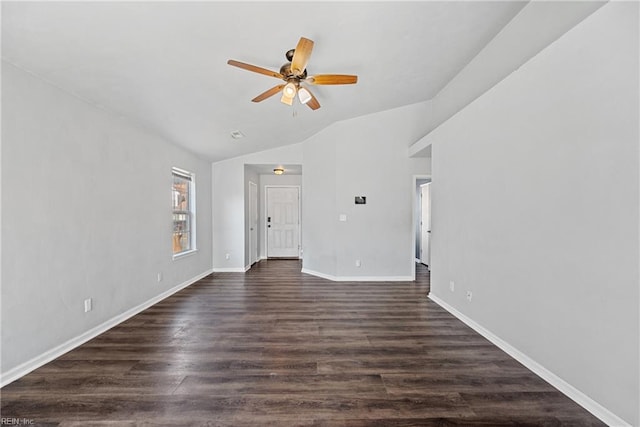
428, 293, 631, 427
301, 268, 334, 281
0, 268, 213, 388
301, 268, 413, 282
212, 267, 247, 273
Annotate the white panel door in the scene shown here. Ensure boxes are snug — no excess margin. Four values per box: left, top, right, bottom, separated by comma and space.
420, 183, 431, 268
267, 187, 300, 258
249, 182, 258, 265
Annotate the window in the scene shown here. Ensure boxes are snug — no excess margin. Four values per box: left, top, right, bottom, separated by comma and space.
172, 168, 196, 257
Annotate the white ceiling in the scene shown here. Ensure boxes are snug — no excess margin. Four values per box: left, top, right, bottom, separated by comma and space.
2, 1, 527, 162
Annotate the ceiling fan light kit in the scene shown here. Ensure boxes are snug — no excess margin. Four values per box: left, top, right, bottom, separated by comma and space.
283, 82, 297, 97
228, 37, 358, 111
298, 87, 312, 105
280, 82, 297, 105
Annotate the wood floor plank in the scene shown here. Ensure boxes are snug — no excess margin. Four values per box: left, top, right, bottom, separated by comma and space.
0, 260, 605, 425
381, 372, 556, 394
3, 372, 186, 396
172, 374, 388, 398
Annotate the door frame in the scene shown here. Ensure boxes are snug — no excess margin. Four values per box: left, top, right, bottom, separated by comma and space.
264, 185, 301, 259
249, 181, 258, 266
412, 174, 431, 280
420, 182, 431, 268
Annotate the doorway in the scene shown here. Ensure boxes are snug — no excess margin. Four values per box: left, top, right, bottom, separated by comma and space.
249, 181, 258, 266
265, 186, 300, 258
420, 182, 431, 269
413, 175, 431, 279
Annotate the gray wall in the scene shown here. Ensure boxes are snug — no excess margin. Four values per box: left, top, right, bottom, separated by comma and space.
301, 102, 432, 279
300, 136, 338, 276
427, 3, 639, 424
1, 62, 213, 377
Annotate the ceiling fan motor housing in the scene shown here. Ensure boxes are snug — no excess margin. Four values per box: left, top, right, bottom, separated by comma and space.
279, 62, 307, 80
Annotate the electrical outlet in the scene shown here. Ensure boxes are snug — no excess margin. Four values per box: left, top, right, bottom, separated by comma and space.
450, 281, 455, 292
355, 259, 361, 267
84, 298, 92, 313
466, 291, 473, 302
157, 273, 162, 282
225, 253, 230, 260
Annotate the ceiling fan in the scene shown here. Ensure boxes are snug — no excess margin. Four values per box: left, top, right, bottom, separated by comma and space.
227, 37, 358, 110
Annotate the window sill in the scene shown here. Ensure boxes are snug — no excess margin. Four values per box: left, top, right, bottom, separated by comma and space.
173, 249, 198, 261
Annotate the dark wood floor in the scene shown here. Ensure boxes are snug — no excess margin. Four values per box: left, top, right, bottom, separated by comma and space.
1, 260, 604, 426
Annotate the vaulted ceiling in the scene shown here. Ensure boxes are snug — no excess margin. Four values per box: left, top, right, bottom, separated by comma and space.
2, 1, 530, 162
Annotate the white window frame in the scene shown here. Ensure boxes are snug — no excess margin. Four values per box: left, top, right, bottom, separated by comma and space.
172, 167, 197, 260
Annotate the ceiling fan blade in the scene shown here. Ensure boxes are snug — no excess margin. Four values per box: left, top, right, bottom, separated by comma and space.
291, 37, 314, 76
252, 85, 285, 103
305, 88, 321, 110
227, 60, 284, 79
308, 74, 358, 85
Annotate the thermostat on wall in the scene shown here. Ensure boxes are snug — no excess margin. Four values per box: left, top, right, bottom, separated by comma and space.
355, 196, 366, 205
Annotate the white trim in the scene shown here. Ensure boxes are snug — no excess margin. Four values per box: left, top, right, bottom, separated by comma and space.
172, 248, 198, 260
171, 166, 193, 178
212, 267, 248, 273
428, 293, 632, 427
301, 268, 334, 281
0, 268, 213, 388
301, 268, 413, 282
